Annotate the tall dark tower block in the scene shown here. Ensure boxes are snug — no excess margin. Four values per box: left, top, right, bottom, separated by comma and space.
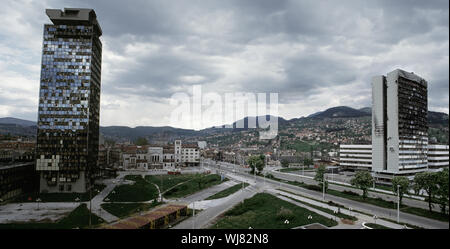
36, 8, 102, 193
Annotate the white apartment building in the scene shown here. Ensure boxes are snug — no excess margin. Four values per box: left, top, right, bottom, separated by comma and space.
339, 144, 372, 171
339, 144, 449, 183
428, 144, 450, 171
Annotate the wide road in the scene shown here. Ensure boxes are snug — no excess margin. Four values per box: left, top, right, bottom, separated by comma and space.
205, 160, 449, 229
212, 160, 441, 213
172, 184, 259, 229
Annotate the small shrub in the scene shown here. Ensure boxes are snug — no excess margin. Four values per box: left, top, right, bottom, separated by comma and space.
343, 190, 360, 196
306, 185, 322, 191
276, 207, 294, 221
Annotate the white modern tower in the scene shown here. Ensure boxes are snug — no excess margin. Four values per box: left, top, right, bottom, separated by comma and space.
372, 69, 428, 183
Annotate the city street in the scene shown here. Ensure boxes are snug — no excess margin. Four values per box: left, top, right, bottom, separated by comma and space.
206, 160, 449, 229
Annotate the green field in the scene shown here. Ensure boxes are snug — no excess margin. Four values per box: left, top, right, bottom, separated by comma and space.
145, 174, 199, 193
269, 176, 449, 222
101, 202, 162, 218
104, 175, 159, 202
280, 194, 357, 221
210, 193, 338, 229
0, 203, 104, 229
365, 223, 390, 229
162, 174, 227, 199
205, 183, 250, 200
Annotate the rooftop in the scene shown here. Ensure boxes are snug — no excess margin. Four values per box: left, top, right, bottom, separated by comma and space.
46, 8, 102, 36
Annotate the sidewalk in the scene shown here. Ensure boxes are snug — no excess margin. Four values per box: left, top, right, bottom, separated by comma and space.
269, 189, 405, 229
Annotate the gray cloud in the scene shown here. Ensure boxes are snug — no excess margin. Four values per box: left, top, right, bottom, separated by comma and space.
0, 0, 448, 128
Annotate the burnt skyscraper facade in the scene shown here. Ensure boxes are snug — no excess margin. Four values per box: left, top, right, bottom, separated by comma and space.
372, 69, 428, 183
36, 8, 102, 193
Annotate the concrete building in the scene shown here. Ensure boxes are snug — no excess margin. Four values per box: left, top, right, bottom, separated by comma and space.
427, 144, 450, 172
0, 162, 38, 201
372, 69, 428, 182
339, 144, 372, 171
121, 140, 200, 170
35, 8, 102, 193
339, 144, 449, 183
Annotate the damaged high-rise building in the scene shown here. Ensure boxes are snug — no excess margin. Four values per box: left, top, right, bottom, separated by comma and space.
35, 8, 102, 193
372, 69, 428, 183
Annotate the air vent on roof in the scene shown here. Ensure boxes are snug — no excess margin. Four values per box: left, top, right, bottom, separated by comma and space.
64, 10, 79, 16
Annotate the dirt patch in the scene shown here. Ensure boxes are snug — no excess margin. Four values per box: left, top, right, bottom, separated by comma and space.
341, 218, 354, 225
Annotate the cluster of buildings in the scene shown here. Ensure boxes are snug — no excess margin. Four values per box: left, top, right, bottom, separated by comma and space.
104, 140, 201, 170
339, 69, 449, 184
0, 140, 35, 163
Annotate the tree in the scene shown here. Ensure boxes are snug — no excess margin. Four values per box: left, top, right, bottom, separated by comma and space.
135, 137, 148, 146
350, 171, 373, 199
391, 176, 410, 206
414, 172, 438, 212
281, 159, 289, 168
303, 158, 313, 168
248, 155, 265, 174
314, 165, 328, 192
436, 169, 449, 214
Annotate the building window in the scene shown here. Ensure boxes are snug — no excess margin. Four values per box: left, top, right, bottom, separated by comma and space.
59, 185, 65, 191
67, 185, 72, 191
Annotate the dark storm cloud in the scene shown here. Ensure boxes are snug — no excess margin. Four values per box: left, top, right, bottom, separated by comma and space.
64, 0, 450, 111
0, 0, 448, 126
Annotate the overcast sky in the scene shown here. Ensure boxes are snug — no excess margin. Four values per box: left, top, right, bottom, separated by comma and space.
0, 0, 448, 129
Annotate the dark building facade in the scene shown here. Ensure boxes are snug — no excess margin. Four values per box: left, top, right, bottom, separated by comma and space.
0, 162, 38, 202
36, 8, 102, 193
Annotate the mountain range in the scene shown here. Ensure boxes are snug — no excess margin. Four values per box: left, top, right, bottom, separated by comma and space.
1, 106, 448, 140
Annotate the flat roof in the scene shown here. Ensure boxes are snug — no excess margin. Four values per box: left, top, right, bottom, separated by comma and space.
46, 8, 102, 36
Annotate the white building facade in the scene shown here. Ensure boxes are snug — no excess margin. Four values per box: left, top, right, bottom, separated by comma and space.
339, 144, 449, 183
122, 140, 200, 170
339, 144, 372, 171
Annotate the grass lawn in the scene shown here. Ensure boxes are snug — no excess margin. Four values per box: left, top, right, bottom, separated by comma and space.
210, 193, 338, 229
14, 184, 107, 203
162, 174, 227, 199
0, 203, 104, 229
270, 176, 449, 223
145, 174, 198, 193
280, 194, 357, 221
101, 201, 162, 218
104, 175, 159, 202
205, 183, 250, 200
365, 223, 390, 229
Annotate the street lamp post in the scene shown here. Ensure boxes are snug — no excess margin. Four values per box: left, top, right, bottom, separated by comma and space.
36, 198, 41, 210
322, 175, 325, 201
397, 184, 400, 223
89, 182, 92, 228
253, 162, 256, 183
192, 201, 196, 229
